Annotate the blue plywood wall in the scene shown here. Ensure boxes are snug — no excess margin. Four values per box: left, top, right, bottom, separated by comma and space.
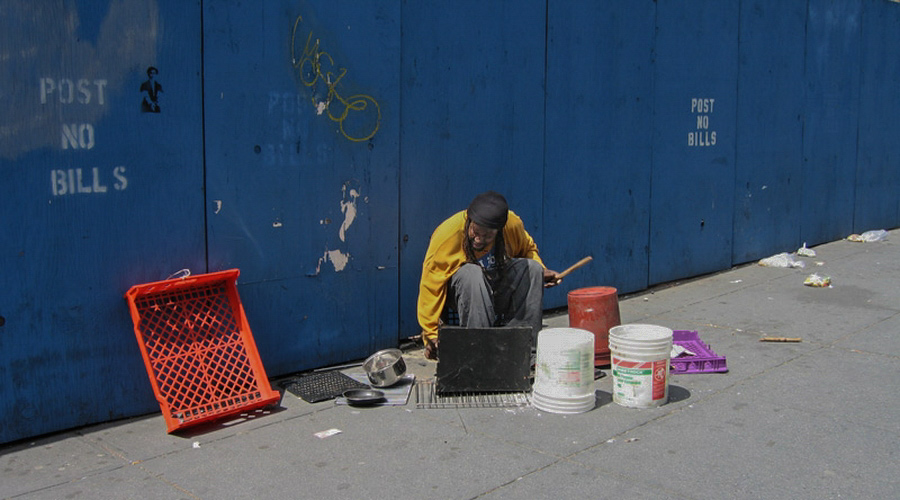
542, 1, 656, 303
855, 0, 900, 230
202, 0, 401, 375
733, 0, 807, 263
398, 0, 547, 334
2, 0, 899, 443
0, 1, 206, 444
802, 0, 862, 245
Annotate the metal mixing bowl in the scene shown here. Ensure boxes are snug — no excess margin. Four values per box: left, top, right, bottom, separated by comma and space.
363, 348, 406, 387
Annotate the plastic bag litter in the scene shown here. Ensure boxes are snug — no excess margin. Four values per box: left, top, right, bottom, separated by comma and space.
803, 273, 832, 287
847, 229, 888, 243
759, 252, 806, 269
797, 243, 816, 257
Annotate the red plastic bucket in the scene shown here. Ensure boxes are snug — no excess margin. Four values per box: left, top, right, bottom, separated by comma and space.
567, 286, 621, 367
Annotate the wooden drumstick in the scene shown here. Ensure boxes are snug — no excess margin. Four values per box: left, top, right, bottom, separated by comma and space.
557, 256, 593, 279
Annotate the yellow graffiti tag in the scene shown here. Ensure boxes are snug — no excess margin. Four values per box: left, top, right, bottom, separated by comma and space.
291, 15, 381, 143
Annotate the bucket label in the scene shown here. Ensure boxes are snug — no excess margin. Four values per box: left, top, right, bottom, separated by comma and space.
651, 360, 667, 400
612, 356, 668, 406
534, 343, 595, 399
538, 349, 592, 387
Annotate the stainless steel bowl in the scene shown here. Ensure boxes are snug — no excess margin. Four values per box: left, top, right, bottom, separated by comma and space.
363, 348, 406, 387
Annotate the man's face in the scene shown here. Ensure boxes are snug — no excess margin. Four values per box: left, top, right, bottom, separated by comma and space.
467, 221, 497, 252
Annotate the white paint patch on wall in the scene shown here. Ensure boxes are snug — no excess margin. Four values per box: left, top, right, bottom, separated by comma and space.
311, 183, 362, 274
317, 249, 350, 273
339, 186, 360, 242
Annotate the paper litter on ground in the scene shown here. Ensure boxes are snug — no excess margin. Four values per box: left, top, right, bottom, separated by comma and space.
671, 344, 696, 358
314, 428, 342, 439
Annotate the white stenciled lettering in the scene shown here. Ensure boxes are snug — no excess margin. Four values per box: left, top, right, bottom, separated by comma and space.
113, 166, 127, 190
92, 167, 108, 193
40, 78, 107, 105
58, 79, 75, 104
688, 131, 717, 147
61, 124, 95, 150
696, 115, 709, 129
262, 143, 301, 167
690, 98, 715, 113
267, 91, 305, 116
76, 168, 91, 193
77, 79, 92, 104
51, 169, 68, 196
689, 97, 717, 147
50, 167, 127, 196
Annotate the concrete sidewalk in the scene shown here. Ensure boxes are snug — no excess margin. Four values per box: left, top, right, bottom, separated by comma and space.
3, 231, 899, 499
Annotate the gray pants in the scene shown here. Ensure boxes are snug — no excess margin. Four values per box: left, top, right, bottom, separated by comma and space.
448, 258, 544, 345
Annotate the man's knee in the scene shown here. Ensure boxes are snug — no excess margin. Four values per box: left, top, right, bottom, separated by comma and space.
453, 263, 484, 286
512, 258, 543, 282
451, 263, 489, 297
455, 263, 482, 278
525, 259, 543, 276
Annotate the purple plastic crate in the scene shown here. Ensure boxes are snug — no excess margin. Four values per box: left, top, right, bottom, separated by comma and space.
671, 330, 728, 374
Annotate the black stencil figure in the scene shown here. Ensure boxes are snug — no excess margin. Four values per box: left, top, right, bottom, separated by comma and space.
140, 66, 162, 113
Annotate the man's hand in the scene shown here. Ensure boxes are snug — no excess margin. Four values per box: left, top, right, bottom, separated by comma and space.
543, 268, 561, 288
424, 335, 439, 360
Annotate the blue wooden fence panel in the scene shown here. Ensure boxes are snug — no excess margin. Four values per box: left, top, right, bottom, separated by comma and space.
732, 0, 807, 264
0, 0, 205, 444
801, 0, 862, 245
542, 0, 656, 303
203, 0, 401, 375
854, 0, 900, 231
397, 0, 547, 332
649, 0, 740, 285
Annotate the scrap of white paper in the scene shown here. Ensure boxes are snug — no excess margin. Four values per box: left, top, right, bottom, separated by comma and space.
314, 428, 342, 439
671, 344, 696, 358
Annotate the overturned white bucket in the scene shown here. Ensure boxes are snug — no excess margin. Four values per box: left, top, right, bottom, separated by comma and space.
531, 327, 595, 414
609, 324, 673, 408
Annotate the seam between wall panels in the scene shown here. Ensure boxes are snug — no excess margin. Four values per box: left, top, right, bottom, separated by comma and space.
732, 0, 743, 267
800, 0, 810, 244
398, 0, 405, 342
200, 1, 209, 273
542, 0, 549, 241
851, 0, 864, 232
647, 1, 659, 286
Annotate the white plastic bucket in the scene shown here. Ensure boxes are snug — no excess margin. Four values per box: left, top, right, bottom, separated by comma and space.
608, 324, 673, 408
531, 327, 595, 414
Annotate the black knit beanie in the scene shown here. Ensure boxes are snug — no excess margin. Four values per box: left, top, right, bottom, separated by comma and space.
467, 191, 509, 230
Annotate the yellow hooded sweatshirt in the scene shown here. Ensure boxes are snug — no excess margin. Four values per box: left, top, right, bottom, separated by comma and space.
416, 209, 545, 344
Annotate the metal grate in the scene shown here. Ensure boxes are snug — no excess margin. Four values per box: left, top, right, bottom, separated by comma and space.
415, 380, 530, 409
280, 371, 369, 403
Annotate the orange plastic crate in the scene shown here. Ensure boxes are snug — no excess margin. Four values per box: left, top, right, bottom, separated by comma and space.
125, 269, 280, 433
